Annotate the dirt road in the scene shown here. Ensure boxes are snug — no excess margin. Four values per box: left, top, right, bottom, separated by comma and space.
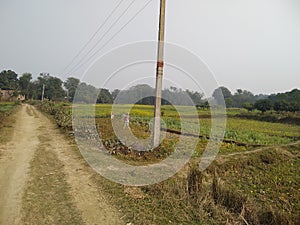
0, 104, 122, 225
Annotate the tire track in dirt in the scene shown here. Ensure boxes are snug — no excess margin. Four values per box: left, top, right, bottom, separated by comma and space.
32, 106, 123, 225
0, 105, 40, 225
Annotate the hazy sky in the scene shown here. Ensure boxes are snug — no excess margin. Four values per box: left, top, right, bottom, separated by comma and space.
1, 0, 300, 95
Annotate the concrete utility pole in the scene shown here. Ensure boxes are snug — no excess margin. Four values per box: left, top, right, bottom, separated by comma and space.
152, 0, 166, 148
41, 84, 45, 101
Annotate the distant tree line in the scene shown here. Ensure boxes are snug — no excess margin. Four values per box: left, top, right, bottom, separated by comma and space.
0, 70, 299, 112
0, 70, 205, 105
113, 84, 205, 106
212, 86, 268, 108
251, 89, 300, 113
212, 86, 300, 113
0, 70, 113, 103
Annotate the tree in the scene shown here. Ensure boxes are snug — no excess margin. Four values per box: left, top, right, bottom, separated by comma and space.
212, 86, 233, 107
254, 99, 272, 113
289, 89, 300, 102
242, 102, 254, 112
232, 89, 255, 108
64, 77, 80, 101
113, 85, 202, 106
97, 88, 113, 103
111, 89, 120, 100
288, 102, 300, 113
27, 81, 39, 100
0, 70, 19, 90
163, 87, 193, 106
236, 89, 243, 95
185, 89, 204, 105
170, 86, 178, 92
132, 84, 154, 105
19, 73, 32, 98
269, 89, 300, 104
47, 76, 65, 100
225, 98, 233, 108
115, 84, 155, 105
274, 100, 289, 113
74, 82, 98, 104
36, 73, 65, 101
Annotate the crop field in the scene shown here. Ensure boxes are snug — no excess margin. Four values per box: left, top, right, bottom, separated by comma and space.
89, 104, 299, 139
39, 99, 300, 157
84, 104, 300, 156
34, 101, 300, 224
50, 102, 300, 157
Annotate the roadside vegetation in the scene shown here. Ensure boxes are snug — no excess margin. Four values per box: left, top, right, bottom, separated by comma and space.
0, 102, 19, 121
0, 102, 20, 144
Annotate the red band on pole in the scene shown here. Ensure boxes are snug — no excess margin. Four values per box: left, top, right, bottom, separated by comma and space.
157, 61, 164, 68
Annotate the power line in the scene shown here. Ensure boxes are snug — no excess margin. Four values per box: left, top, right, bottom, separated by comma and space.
67, 0, 153, 75
64, 0, 137, 76
60, 0, 125, 75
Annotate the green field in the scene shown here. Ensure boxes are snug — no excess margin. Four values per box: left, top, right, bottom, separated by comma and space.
70, 104, 300, 143
85, 104, 300, 155
35, 101, 300, 224
37, 100, 300, 160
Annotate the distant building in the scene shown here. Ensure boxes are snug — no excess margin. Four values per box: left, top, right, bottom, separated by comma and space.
18, 94, 25, 101
0, 90, 25, 102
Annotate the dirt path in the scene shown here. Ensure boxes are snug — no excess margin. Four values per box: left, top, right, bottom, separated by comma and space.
0, 105, 39, 225
0, 104, 122, 225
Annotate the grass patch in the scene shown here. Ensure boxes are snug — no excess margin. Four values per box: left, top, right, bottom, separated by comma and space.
208, 144, 300, 224
0, 102, 19, 144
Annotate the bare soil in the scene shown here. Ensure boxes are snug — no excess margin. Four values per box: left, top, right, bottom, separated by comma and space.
0, 104, 122, 225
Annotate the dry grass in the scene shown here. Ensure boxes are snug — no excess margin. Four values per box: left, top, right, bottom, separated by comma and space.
91, 164, 250, 225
